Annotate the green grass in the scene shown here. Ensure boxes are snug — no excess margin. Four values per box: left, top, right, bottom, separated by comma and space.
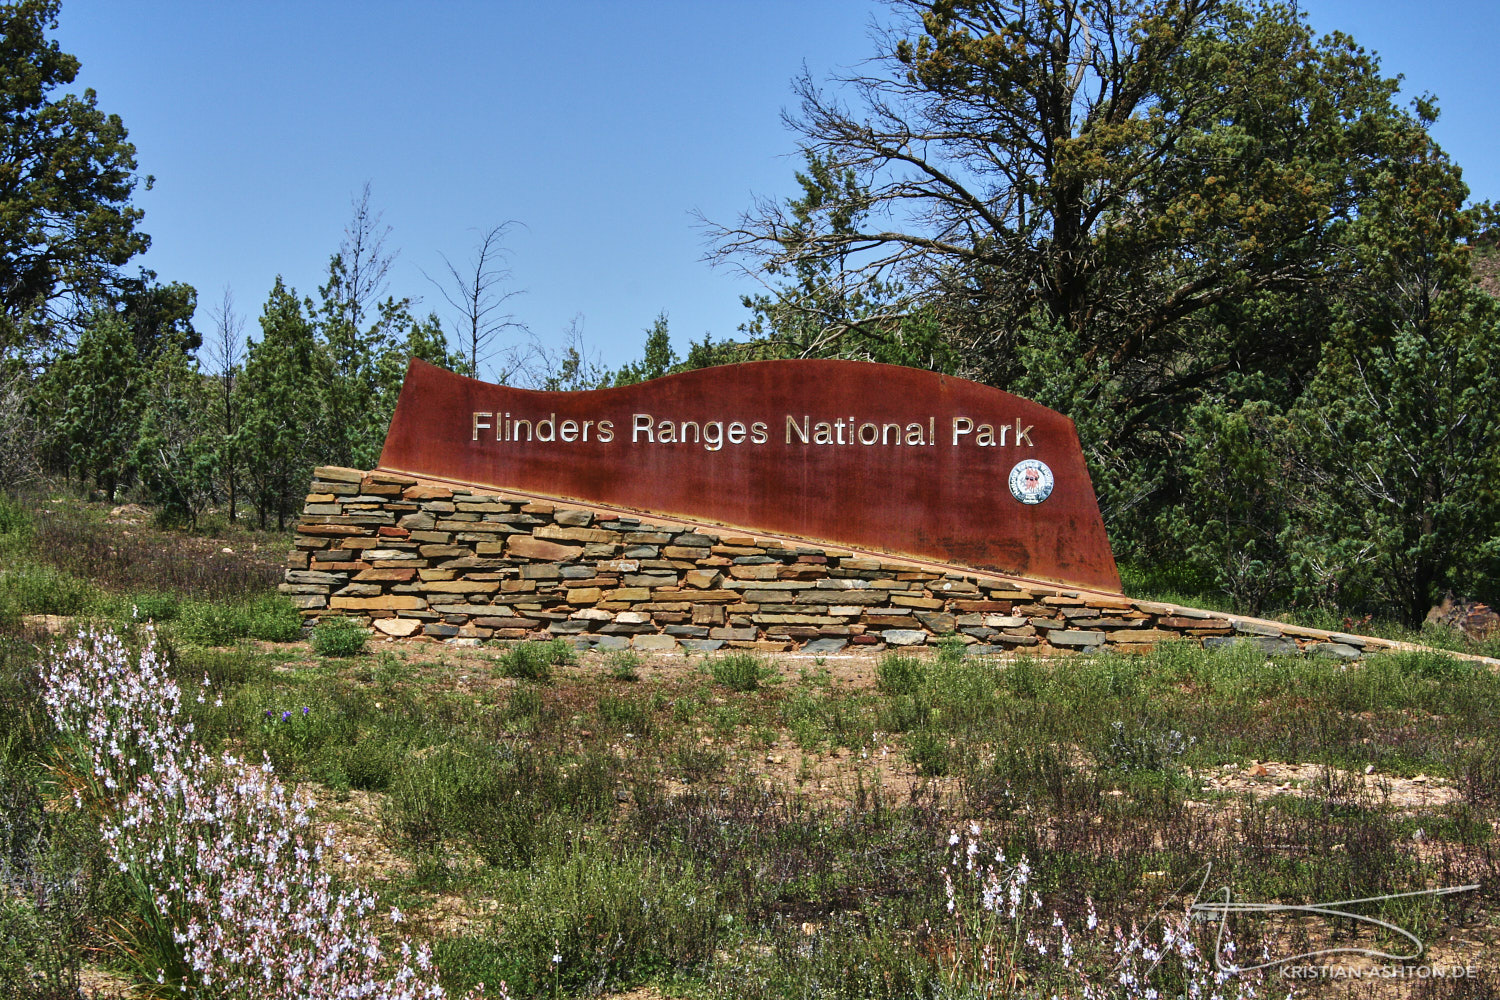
0, 563, 96, 617
497, 638, 575, 680
311, 616, 368, 657
384, 739, 620, 870
436, 841, 720, 997
874, 652, 925, 695
606, 648, 642, 681
710, 651, 772, 692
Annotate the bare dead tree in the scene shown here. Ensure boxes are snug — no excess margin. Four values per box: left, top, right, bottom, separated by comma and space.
205, 287, 244, 522
339, 181, 396, 333
521, 314, 613, 391
424, 222, 528, 382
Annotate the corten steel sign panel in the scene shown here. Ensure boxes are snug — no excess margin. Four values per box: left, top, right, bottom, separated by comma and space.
378, 358, 1122, 593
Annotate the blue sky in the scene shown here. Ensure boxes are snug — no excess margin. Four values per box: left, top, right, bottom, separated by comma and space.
60, 1, 1500, 377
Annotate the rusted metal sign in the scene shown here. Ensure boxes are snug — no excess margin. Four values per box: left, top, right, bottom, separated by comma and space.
378, 358, 1122, 593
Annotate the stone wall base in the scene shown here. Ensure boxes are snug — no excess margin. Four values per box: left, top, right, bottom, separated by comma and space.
283, 467, 1397, 661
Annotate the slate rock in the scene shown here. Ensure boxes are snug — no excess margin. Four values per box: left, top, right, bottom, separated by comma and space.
1048, 630, 1106, 647
882, 629, 928, 646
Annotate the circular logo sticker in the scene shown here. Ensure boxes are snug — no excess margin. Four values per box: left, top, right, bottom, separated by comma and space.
1008, 459, 1054, 505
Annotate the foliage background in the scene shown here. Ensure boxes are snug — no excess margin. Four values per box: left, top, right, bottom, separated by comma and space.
4, 0, 1499, 625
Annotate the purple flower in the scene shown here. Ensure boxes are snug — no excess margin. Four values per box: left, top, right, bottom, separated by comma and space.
281, 711, 291, 721
301, 706, 309, 716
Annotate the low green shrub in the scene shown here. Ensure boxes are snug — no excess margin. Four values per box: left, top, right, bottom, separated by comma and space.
960, 740, 1084, 815
248, 698, 380, 785
1460, 740, 1500, 807
705, 910, 933, 1000
175, 600, 250, 647
597, 694, 651, 736
502, 684, 546, 727
783, 689, 831, 750
905, 728, 952, 776
711, 652, 770, 692
28, 504, 279, 600
437, 843, 720, 996
541, 637, 577, 664
172, 646, 269, 689
875, 653, 926, 695
128, 591, 181, 623
607, 649, 642, 681
0, 890, 89, 999
0, 758, 104, 999
1098, 718, 1195, 774
876, 692, 931, 732
1003, 655, 1046, 698
934, 635, 968, 664
383, 741, 618, 869
311, 617, 367, 657
0, 494, 31, 543
245, 593, 304, 642
924, 656, 1004, 727
669, 743, 726, 783
342, 734, 404, 792
0, 565, 95, 617
498, 638, 573, 680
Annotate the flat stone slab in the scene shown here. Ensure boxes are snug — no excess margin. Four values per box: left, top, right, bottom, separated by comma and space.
1231, 620, 1285, 637
1309, 641, 1362, 661
372, 617, 421, 637
1049, 630, 1106, 647
1329, 633, 1376, 648
801, 638, 849, 655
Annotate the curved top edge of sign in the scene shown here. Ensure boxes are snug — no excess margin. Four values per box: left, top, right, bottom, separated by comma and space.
385, 357, 1120, 593
406, 357, 1076, 426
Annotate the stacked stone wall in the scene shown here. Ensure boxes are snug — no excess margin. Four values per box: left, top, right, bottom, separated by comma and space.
283, 467, 1397, 660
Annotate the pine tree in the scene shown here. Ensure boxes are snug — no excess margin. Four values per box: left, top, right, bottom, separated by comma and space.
35, 310, 144, 498
236, 279, 322, 530
134, 338, 216, 527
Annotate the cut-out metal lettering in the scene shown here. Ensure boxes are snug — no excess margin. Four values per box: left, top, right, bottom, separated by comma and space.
379, 358, 1121, 592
